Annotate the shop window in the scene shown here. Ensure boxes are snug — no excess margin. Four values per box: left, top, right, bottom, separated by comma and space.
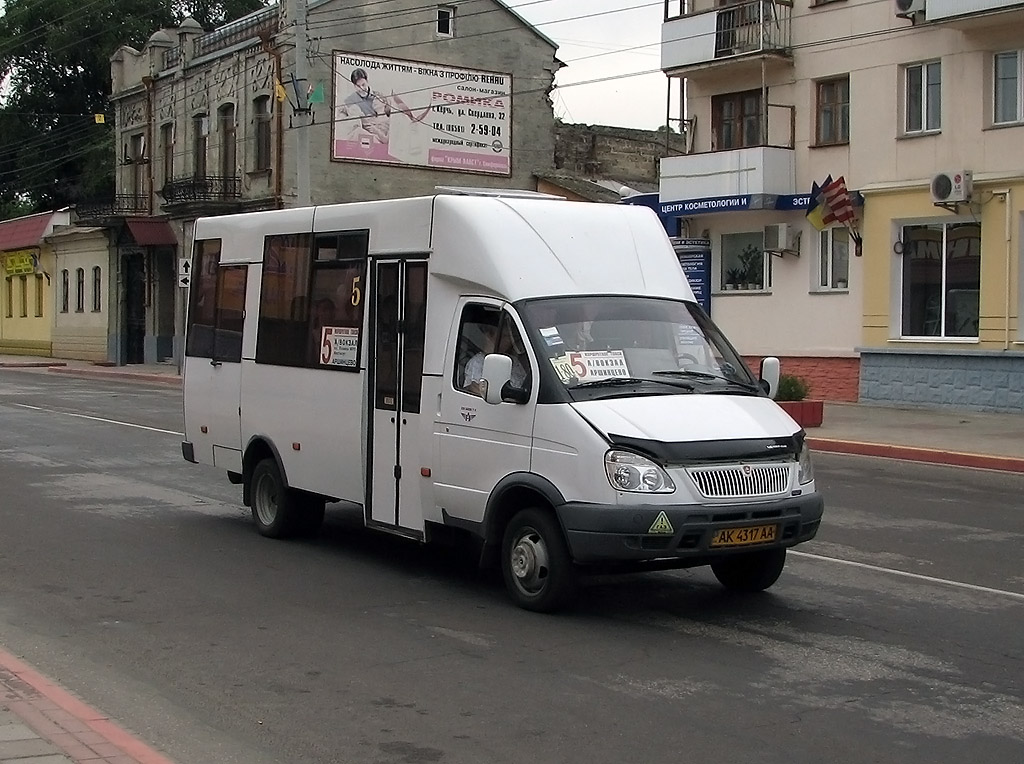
815, 76, 850, 145
60, 269, 69, 313
994, 50, 1023, 125
721, 232, 769, 292
712, 90, 762, 150
899, 222, 980, 338
35, 274, 44, 317
75, 268, 85, 312
904, 61, 941, 134
818, 227, 850, 290
92, 266, 102, 312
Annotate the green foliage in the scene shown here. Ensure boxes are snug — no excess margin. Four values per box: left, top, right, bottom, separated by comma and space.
775, 374, 811, 402
0, 0, 266, 210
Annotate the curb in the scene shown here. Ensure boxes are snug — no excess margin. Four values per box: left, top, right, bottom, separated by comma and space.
0, 646, 175, 764
809, 437, 1024, 474
46, 366, 181, 387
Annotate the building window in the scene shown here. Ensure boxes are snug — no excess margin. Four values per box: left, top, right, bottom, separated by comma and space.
900, 222, 980, 338
818, 227, 850, 290
437, 6, 455, 36
721, 231, 769, 291
193, 113, 208, 177
75, 267, 85, 312
816, 77, 850, 145
60, 269, 69, 313
712, 90, 762, 150
35, 274, 43, 317
19, 276, 28, 317
129, 132, 146, 198
254, 96, 272, 172
994, 50, 1022, 125
219, 103, 236, 179
161, 123, 174, 186
4, 278, 11, 318
905, 61, 941, 133
92, 266, 102, 312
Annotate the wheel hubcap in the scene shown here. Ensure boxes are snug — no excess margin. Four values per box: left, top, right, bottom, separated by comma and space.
254, 473, 278, 526
510, 528, 550, 595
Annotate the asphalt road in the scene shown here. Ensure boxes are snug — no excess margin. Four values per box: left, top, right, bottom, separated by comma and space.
1, 368, 1022, 764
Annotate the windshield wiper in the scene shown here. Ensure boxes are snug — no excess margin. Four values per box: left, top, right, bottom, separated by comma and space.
652, 370, 759, 391
572, 376, 694, 391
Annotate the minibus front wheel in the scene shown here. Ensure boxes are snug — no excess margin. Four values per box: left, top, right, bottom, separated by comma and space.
502, 508, 576, 613
710, 548, 786, 592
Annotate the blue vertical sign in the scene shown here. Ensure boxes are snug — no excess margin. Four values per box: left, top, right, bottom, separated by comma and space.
672, 238, 712, 316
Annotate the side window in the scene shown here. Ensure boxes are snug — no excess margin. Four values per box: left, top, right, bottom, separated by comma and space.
453, 305, 531, 400
255, 233, 312, 366
213, 265, 247, 362
308, 231, 368, 369
185, 239, 221, 358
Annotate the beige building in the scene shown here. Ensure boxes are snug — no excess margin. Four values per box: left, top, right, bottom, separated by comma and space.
658, 0, 1024, 411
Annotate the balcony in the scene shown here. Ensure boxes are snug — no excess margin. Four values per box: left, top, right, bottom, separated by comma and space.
75, 195, 150, 222
662, 0, 792, 76
926, 0, 1024, 28
161, 175, 241, 204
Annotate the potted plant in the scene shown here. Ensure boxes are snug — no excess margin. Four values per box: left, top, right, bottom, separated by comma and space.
725, 267, 743, 290
774, 373, 824, 428
738, 245, 763, 290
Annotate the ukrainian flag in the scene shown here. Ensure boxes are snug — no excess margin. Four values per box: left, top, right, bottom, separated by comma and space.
805, 181, 827, 231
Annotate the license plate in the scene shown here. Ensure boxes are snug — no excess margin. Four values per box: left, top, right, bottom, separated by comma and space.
710, 524, 778, 548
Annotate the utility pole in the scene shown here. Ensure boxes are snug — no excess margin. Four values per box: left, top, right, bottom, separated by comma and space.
290, 0, 312, 207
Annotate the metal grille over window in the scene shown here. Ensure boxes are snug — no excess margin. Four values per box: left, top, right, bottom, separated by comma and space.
687, 464, 790, 499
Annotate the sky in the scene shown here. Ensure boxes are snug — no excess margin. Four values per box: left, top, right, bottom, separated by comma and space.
504, 0, 667, 130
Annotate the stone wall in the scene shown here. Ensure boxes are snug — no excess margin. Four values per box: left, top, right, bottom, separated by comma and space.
554, 123, 687, 185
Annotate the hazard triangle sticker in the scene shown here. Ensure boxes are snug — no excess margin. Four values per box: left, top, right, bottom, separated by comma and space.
648, 511, 674, 535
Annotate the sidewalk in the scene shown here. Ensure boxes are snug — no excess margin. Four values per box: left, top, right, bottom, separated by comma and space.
2, 354, 1023, 474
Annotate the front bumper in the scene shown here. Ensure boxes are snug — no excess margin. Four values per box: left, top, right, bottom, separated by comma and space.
557, 492, 823, 565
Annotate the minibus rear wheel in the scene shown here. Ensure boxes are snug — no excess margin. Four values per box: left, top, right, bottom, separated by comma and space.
251, 457, 304, 538
710, 548, 786, 592
502, 508, 576, 613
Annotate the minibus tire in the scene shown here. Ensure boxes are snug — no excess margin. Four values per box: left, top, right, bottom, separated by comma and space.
710, 548, 786, 592
250, 457, 301, 539
502, 508, 576, 613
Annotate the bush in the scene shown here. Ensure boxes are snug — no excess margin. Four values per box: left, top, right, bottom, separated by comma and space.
776, 374, 810, 401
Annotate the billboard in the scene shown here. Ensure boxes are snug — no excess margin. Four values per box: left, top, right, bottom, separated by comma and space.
332, 52, 512, 176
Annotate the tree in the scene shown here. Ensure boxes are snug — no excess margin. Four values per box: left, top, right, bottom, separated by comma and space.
0, 0, 265, 216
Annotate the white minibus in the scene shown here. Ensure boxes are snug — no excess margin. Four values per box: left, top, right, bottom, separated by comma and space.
181, 191, 824, 611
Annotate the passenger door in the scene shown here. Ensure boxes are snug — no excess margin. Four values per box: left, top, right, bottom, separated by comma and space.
433, 301, 536, 524
368, 259, 428, 536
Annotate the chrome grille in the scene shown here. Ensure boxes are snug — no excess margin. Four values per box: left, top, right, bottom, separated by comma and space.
687, 463, 791, 499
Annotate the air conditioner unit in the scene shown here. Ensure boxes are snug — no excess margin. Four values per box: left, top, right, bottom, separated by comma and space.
931, 170, 973, 204
764, 223, 799, 254
894, 0, 926, 19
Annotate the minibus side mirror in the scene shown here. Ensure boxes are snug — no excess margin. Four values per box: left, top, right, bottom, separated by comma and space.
481, 353, 513, 405
759, 356, 781, 399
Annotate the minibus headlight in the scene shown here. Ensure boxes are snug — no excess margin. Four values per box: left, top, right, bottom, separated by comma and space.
604, 450, 675, 494
797, 441, 814, 485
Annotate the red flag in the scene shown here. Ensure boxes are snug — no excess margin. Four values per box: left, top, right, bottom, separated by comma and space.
821, 176, 855, 224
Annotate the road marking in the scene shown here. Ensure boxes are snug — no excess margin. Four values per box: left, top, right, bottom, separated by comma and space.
13, 403, 182, 436
792, 550, 1024, 602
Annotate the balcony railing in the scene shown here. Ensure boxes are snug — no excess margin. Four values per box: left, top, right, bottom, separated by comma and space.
161, 175, 241, 204
662, 0, 792, 72
76, 195, 150, 219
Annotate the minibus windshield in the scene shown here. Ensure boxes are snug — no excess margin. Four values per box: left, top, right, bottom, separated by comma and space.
520, 296, 759, 394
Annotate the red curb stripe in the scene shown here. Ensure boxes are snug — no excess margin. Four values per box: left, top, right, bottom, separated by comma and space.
809, 437, 1024, 474
0, 646, 176, 764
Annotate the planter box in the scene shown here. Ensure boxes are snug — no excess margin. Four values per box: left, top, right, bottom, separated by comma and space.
777, 400, 823, 428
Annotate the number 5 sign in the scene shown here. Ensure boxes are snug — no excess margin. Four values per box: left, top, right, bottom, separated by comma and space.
567, 350, 629, 380
319, 326, 360, 368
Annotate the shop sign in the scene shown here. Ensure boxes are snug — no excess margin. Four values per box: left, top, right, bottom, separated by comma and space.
3, 249, 37, 275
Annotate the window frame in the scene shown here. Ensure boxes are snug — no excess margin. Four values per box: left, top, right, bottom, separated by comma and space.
92, 266, 102, 312
720, 231, 771, 293
75, 268, 85, 313
711, 89, 763, 151
219, 103, 236, 179
35, 273, 44, 317
904, 60, 941, 134
814, 76, 850, 146
193, 113, 208, 178
994, 50, 1023, 126
19, 275, 28, 317
254, 96, 272, 172
817, 227, 850, 292
160, 123, 174, 186
60, 269, 69, 313
436, 5, 455, 37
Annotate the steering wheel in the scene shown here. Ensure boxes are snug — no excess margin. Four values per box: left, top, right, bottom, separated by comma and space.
677, 353, 699, 366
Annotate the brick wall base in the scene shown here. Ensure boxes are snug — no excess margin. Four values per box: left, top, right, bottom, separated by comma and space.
743, 356, 860, 402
